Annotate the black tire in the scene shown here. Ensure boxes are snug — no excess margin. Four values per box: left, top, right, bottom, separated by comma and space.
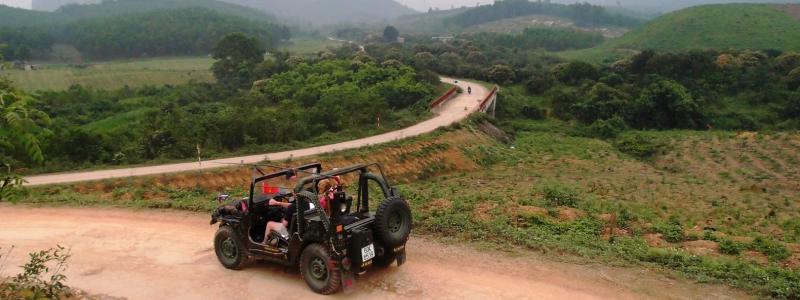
214, 226, 249, 270
300, 243, 342, 295
374, 196, 412, 248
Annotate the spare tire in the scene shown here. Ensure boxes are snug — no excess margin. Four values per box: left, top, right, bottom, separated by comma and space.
374, 196, 412, 247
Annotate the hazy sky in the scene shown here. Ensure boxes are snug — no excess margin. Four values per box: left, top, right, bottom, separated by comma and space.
0, 0, 30, 9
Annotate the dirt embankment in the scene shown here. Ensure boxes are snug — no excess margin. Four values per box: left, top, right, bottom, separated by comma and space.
0, 205, 749, 300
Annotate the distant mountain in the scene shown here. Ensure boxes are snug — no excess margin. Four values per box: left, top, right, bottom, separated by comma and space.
551, 0, 800, 14
30, 0, 417, 26
56, 0, 276, 21
0, 4, 69, 27
221, 0, 417, 26
32, 0, 97, 11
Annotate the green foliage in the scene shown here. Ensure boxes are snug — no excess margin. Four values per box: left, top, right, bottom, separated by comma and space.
0, 27, 53, 61
750, 237, 791, 262
541, 183, 580, 208
786, 67, 800, 91
445, 0, 641, 29
613, 132, 662, 160
718, 238, 746, 255
467, 27, 604, 52
607, 4, 800, 52
63, 8, 287, 60
211, 33, 266, 89
383, 26, 399, 42
0, 246, 72, 299
0, 78, 50, 201
653, 219, 684, 243
586, 116, 627, 139
21, 58, 433, 171
628, 79, 704, 129
487, 64, 516, 84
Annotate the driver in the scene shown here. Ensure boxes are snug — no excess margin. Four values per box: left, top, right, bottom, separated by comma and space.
263, 169, 301, 246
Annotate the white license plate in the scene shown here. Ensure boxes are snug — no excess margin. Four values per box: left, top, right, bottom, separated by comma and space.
361, 244, 375, 261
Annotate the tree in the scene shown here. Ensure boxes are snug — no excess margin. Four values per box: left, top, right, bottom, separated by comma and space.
383, 26, 399, 43
487, 64, 516, 84
628, 79, 703, 129
211, 33, 266, 89
0, 78, 50, 201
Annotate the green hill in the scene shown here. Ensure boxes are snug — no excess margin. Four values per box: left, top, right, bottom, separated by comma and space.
560, 4, 800, 63
0, 5, 68, 27
57, 0, 277, 22
609, 4, 800, 51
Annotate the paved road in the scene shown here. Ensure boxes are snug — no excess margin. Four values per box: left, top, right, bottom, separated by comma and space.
24, 77, 488, 186
0, 206, 748, 300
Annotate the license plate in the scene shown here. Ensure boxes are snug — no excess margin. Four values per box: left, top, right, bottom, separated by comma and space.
361, 244, 375, 262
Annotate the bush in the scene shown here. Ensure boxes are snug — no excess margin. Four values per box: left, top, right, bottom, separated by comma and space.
586, 116, 627, 138
718, 238, 746, 255
541, 183, 580, 208
653, 220, 684, 243
613, 132, 662, 159
1, 246, 72, 299
750, 237, 791, 262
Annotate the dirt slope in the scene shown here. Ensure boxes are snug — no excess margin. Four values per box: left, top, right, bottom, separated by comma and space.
0, 205, 748, 300
24, 77, 488, 186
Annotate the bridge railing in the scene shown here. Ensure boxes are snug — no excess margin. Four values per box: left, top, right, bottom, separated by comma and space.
430, 86, 458, 109
479, 86, 499, 112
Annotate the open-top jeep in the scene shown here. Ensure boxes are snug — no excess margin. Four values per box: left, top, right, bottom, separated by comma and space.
210, 162, 412, 294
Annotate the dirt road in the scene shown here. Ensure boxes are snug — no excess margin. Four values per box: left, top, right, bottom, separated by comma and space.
23, 78, 486, 186
0, 206, 747, 300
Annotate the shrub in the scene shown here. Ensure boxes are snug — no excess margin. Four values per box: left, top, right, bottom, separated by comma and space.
653, 220, 684, 243
613, 132, 662, 159
718, 238, 746, 255
586, 116, 627, 139
541, 183, 580, 208
750, 237, 791, 262
1, 246, 72, 299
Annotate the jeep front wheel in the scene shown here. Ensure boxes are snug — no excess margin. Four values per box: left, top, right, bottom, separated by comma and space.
214, 226, 249, 270
300, 243, 342, 295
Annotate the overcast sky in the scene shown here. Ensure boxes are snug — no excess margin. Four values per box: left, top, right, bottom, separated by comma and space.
0, 0, 482, 11
0, 0, 29, 8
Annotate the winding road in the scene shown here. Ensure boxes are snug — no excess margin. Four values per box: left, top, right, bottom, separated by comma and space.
0, 206, 747, 300
24, 77, 488, 186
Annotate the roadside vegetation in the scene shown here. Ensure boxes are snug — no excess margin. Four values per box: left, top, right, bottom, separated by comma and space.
4, 1, 800, 298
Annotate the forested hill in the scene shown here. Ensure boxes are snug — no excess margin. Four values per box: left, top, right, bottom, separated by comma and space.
59, 8, 289, 59
0, 5, 69, 27
445, 0, 642, 28
222, 0, 417, 25
0, 5, 289, 60
57, 0, 277, 22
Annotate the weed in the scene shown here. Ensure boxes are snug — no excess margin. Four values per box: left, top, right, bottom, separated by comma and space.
541, 183, 580, 208
718, 238, 746, 255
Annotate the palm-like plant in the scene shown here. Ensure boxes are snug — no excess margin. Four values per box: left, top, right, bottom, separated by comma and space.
0, 78, 50, 201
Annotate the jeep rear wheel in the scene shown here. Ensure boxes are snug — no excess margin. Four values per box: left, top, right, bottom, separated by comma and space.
374, 196, 412, 248
300, 244, 342, 295
214, 226, 249, 270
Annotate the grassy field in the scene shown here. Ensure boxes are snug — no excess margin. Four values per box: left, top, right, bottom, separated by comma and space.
15, 117, 800, 298
559, 4, 800, 63
1, 38, 343, 91
278, 37, 344, 55
0, 56, 214, 91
